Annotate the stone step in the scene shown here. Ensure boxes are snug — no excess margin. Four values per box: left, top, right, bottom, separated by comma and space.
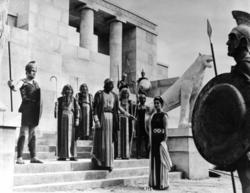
77, 152, 91, 158
37, 139, 93, 146
13, 173, 182, 192
15, 159, 149, 174
15, 145, 50, 152
14, 167, 149, 186
49, 145, 92, 153
16, 152, 56, 160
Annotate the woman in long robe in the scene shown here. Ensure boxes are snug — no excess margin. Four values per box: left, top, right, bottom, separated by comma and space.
55, 85, 80, 161
117, 88, 135, 159
75, 83, 93, 140
148, 96, 171, 190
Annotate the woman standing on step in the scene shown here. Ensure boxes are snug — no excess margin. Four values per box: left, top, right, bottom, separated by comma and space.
55, 84, 80, 161
148, 96, 172, 190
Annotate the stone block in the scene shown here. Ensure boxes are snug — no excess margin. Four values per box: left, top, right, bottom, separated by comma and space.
43, 17, 59, 35
0, 111, 21, 127
30, 50, 62, 74
67, 31, 79, 46
89, 51, 109, 65
0, 125, 17, 193
28, 29, 62, 53
77, 47, 90, 60
61, 43, 77, 58
62, 58, 89, 76
58, 23, 69, 38
35, 3, 62, 21
53, 0, 70, 10
29, 1, 39, 13
61, 11, 69, 24
168, 128, 209, 179
10, 28, 29, 47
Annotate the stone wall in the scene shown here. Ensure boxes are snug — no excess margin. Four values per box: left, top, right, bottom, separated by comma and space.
0, 0, 110, 135
122, 27, 136, 84
136, 27, 157, 81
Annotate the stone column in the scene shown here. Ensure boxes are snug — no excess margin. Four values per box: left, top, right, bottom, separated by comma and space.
79, 6, 95, 50
109, 19, 123, 87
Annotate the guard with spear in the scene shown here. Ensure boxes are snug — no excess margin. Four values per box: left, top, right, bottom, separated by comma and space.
8, 60, 43, 164
192, 10, 250, 193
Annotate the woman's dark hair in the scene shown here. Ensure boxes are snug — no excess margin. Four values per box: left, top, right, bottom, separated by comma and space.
153, 96, 164, 106
61, 84, 74, 95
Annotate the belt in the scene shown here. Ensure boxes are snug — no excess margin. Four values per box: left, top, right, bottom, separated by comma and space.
104, 108, 113, 113
153, 128, 165, 134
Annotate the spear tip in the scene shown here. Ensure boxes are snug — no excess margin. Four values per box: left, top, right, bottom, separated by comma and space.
207, 19, 212, 39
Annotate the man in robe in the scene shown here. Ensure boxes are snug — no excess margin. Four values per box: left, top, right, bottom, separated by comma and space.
55, 84, 80, 161
92, 79, 134, 170
92, 78, 119, 171
8, 61, 43, 164
75, 83, 93, 140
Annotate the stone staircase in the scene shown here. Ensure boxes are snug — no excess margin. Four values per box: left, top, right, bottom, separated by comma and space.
14, 159, 183, 192
13, 133, 183, 192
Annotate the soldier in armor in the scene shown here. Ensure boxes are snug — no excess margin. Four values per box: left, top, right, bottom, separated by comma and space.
8, 61, 43, 164
192, 11, 250, 193
227, 11, 250, 193
117, 73, 129, 92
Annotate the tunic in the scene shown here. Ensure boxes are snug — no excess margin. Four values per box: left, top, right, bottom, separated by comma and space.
92, 90, 119, 168
75, 93, 93, 140
56, 96, 79, 158
18, 79, 42, 127
149, 112, 169, 190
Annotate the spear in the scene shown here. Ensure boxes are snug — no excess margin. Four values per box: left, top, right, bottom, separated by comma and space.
8, 41, 13, 111
207, 19, 218, 76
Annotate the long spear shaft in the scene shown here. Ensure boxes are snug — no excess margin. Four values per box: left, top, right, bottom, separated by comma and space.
8, 41, 13, 111
207, 19, 218, 76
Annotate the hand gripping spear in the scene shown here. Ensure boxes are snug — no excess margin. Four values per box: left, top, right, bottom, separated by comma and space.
207, 19, 236, 193
207, 19, 218, 76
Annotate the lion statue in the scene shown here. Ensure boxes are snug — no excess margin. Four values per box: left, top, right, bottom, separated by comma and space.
148, 53, 213, 129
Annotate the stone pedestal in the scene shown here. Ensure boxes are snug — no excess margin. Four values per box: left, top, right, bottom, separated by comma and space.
79, 6, 94, 50
109, 19, 122, 88
0, 111, 20, 193
168, 128, 209, 179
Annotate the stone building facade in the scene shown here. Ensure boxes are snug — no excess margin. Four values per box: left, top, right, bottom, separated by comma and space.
0, 0, 168, 134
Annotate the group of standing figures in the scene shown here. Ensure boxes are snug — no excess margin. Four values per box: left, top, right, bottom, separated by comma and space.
8, 64, 173, 191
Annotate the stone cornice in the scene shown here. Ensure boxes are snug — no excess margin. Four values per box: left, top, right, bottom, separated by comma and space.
78, 0, 158, 35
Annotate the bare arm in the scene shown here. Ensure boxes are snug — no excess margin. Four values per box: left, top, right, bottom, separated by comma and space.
163, 114, 168, 142
8, 79, 23, 91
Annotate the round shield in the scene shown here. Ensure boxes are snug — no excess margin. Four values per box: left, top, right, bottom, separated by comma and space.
192, 73, 250, 170
138, 78, 152, 92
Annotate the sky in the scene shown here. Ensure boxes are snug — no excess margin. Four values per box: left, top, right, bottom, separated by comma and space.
110, 0, 250, 83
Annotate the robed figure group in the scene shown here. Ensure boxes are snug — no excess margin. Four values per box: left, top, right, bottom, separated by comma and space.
8, 64, 173, 190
